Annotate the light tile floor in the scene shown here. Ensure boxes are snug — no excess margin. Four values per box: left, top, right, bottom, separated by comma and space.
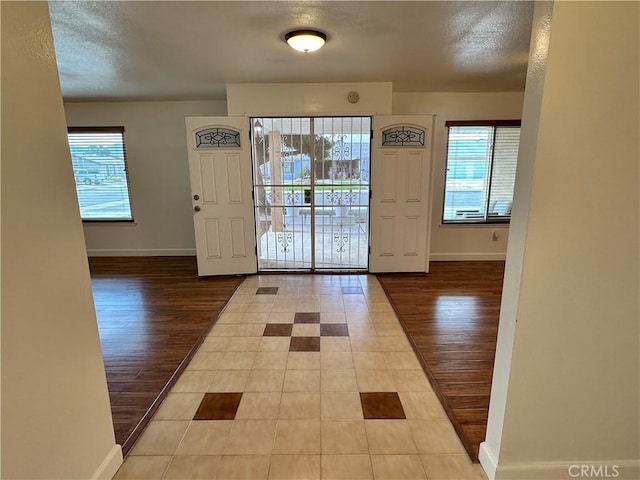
114, 275, 487, 480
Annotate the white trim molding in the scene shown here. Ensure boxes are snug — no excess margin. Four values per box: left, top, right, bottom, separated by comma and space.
91, 445, 123, 480
480, 443, 639, 480
479, 442, 498, 479
430, 252, 507, 261
86, 248, 197, 257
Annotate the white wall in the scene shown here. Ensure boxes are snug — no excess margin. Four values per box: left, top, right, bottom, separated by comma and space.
393, 92, 525, 260
67, 91, 523, 259
481, 2, 640, 478
1, 2, 121, 478
481, 2, 553, 473
227, 82, 392, 116
64, 100, 227, 256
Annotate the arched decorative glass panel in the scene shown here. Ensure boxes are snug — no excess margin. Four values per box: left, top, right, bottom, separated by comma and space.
381, 126, 425, 147
195, 127, 241, 148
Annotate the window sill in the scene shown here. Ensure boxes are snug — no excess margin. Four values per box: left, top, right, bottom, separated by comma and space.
82, 221, 138, 226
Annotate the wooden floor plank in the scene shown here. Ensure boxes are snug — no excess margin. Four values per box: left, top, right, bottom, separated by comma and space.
89, 256, 243, 455
377, 261, 504, 461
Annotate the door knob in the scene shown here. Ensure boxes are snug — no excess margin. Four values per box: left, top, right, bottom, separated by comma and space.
193, 194, 200, 200
194, 206, 201, 212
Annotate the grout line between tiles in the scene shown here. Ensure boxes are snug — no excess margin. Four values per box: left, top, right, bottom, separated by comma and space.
124, 274, 466, 480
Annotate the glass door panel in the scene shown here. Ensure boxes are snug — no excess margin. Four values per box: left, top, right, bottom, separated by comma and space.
313, 117, 371, 270
252, 116, 371, 271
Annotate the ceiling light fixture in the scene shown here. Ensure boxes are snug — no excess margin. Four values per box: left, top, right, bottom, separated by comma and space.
285, 29, 327, 53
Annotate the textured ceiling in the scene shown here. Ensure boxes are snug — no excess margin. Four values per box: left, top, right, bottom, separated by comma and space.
49, 1, 534, 101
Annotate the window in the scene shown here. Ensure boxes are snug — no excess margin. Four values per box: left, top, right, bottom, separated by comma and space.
442, 120, 521, 224
67, 127, 133, 221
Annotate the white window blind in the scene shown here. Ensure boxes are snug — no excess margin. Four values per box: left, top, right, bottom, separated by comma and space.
67, 127, 133, 221
443, 121, 520, 224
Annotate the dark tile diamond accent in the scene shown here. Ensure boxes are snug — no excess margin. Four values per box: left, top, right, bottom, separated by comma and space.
360, 392, 406, 419
256, 287, 279, 295
193, 393, 243, 420
342, 287, 364, 295
263, 324, 293, 336
294, 312, 321, 324
289, 336, 321, 352
320, 324, 349, 337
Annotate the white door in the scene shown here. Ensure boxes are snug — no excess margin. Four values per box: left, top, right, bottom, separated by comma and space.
370, 116, 433, 273
185, 116, 257, 276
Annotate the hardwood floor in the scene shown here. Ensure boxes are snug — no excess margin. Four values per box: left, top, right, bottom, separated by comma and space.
377, 261, 505, 461
89, 257, 244, 455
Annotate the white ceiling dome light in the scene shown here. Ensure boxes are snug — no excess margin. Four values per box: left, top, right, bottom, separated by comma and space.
285, 29, 327, 53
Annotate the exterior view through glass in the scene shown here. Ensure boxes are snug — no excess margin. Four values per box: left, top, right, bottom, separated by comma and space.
443, 124, 520, 223
67, 127, 133, 221
251, 117, 371, 271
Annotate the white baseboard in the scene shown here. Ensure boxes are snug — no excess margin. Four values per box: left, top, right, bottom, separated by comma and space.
87, 249, 503, 261
430, 252, 507, 261
91, 444, 123, 480
479, 443, 639, 480
87, 248, 196, 257
479, 442, 498, 479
